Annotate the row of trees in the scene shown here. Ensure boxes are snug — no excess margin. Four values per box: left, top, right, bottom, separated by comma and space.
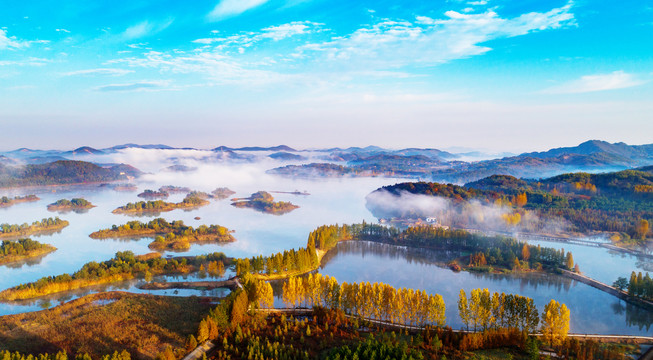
457, 289, 539, 332
0, 351, 131, 360
113, 194, 209, 213
282, 274, 447, 327
92, 218, 232, 240
458, 289, 569, 345
0, 217, 68, 236
0, 194, 38, 206
627, 271, 653, 300
0, 251, 228, 300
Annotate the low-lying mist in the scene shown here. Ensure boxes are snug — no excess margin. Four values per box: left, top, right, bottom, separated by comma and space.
365, 189, 569, 235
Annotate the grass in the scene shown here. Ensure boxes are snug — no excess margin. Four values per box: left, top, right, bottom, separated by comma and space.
0, 291, 212, 359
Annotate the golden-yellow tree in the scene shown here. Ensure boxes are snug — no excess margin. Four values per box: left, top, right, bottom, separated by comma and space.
541, 299, 570, 346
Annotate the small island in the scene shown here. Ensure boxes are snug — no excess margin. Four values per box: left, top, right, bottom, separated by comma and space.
0, 195, 39, 208
0, 217, 69, 239
159, 185, 191, 194
137, 189, 169, 199
231, 191, 299, 215
47, 198, 95, 212
211, 187, 236, 199
89, 217, 235, 251
112, 193, 209, 214
0, 251, 229, 301
0, 238, 56, 265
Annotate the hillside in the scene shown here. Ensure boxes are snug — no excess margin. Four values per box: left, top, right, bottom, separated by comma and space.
0, 160, 142, 188
367, 168, 653, 240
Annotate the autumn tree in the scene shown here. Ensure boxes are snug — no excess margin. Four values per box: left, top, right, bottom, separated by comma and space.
541, 299, 570, 346
565, 252, 574, 270
635, 219, 650, 240
521, 244, 530, 262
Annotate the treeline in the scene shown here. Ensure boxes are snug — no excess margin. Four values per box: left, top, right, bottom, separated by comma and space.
282, 274, 447, 327
331, 223, 573, 273
628, 271, 653, 301
1, 238, 54, 257
0, 160, 140, 187
48, 198, 93, 209
0, 351, 131, 360
457, 289, 539, 333
375, 170, 653, 239
0, 217, 69, 238
0, 251, 228, 301
237, 222, 574, 279
112, 194, 209, 214
0, 195, 39, 207
90, 218, 234, 251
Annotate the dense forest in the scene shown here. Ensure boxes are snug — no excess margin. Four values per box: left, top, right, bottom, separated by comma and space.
231, 191, 298, 215
0, 195, 39, 208
368, 168, 653, 240
0, 238, 56, 265
0, 217, 69, 238
0, 160, 141, 187
0, 251, 228, 301
90, 218, 235, 251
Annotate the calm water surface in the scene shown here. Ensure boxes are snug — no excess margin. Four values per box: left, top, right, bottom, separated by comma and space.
0, 169, 651, 335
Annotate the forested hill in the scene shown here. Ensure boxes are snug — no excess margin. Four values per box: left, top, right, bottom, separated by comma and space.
367, 168, 653, 239
0, 160, 142, 188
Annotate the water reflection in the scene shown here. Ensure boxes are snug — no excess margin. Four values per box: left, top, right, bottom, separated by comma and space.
318, 241, 653, 335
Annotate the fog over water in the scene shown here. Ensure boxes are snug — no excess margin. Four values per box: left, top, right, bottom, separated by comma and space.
0, 149, 650, 335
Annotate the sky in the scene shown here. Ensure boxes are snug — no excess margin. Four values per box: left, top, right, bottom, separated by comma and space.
0, 0, 652, 152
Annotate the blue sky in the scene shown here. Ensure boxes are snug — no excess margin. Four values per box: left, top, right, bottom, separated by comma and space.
0, 0, 651, 151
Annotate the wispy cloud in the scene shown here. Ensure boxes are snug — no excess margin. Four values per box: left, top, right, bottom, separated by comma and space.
193, 21, 322, 47
542, 71, 647, 94
298, 1, 576, 68
0, 29, 29, 50
122, 19, 174, 40
208, 0, 269, 20
95, 80, 170, 92
55, 28, 71, 33
0, 57, 51, 66
109, 51, 299, 86
62, 68, 134, 77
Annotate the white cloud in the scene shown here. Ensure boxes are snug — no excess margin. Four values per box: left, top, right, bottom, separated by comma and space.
261, 21, 319, 40
193, 21, 322, 46
108, 50, 300, 86
62, 68, 134, 77
297, 1, 576, 69
208, 0, 269, 20
56, 28, 71, 33
542, 71, 647, 94
122, 19, 174, 40
0, 29, 28, 50
0, 57, 51, 66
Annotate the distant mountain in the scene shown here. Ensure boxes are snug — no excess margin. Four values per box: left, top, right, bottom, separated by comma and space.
162, 164, 198, 172
106, 144, 175, 150
367, 168, 653, 237
0, 160, 142, 188
65, 146, 105, 156
268, 152, 306, 161
520, 140, 653, 162
235, 145, 297, 152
